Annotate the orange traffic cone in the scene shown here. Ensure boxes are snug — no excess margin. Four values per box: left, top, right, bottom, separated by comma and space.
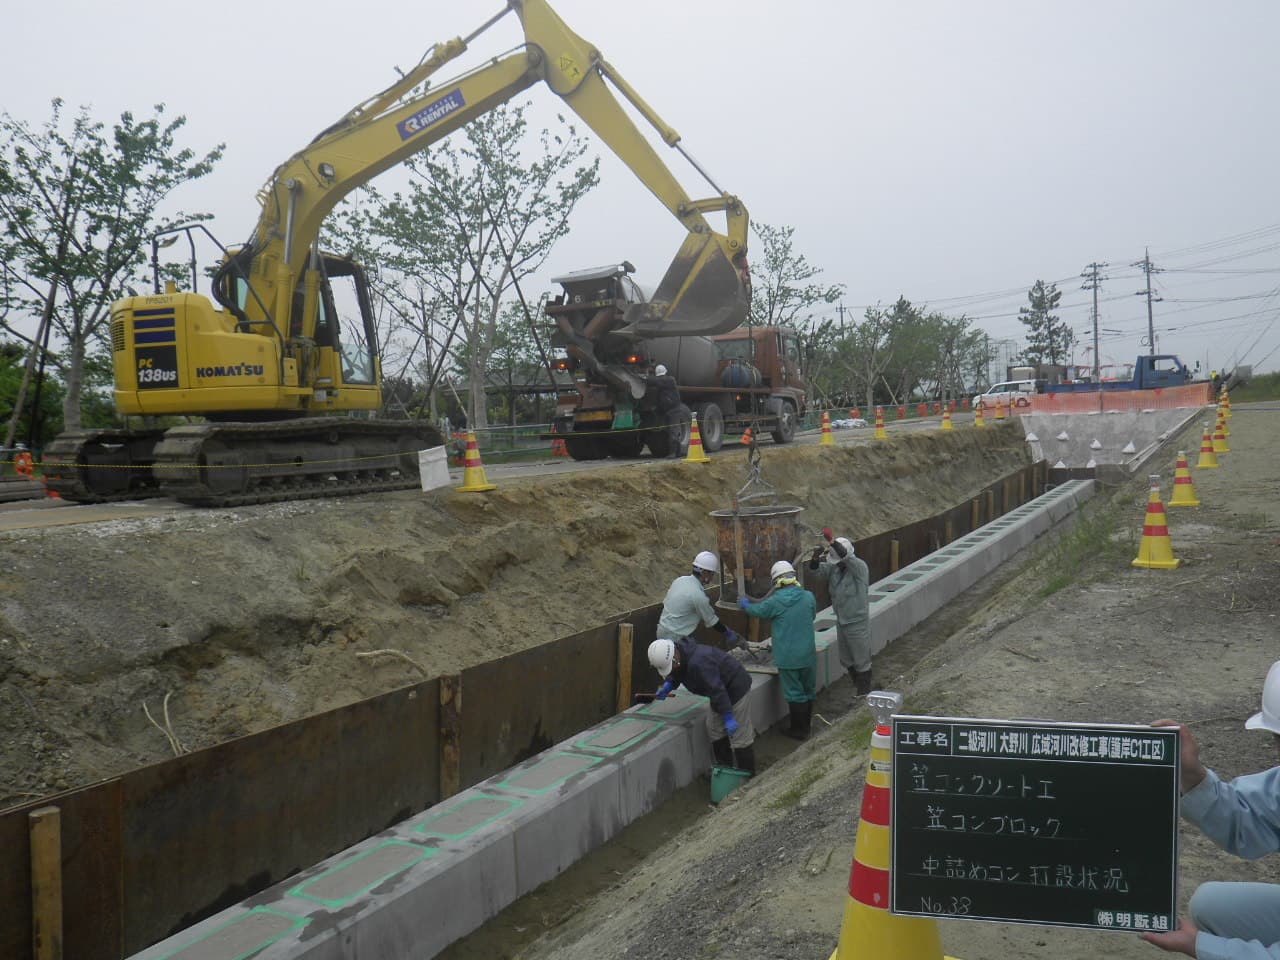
1212, 413, 1230, 454
974, 402, 985, 429
940, 409, 953, 431
550, 436, 569, 458
740, 425, 754, 446
1168, 451, 1200, 507
994, 396, 1007, 420
874, 407, 887, 440
1132, 475, 1180, 569
829, 691, 947, 960
1195, 423, 1219, 469
850, 407, 861, 420
457, 430, 496, 492
684, 415, 711, 463
821, 410, 836, 447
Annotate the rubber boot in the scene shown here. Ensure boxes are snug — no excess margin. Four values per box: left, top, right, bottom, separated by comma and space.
782, 702, 809, 741
711, 736, 734, 767
733, 744, 756, 776
853, 670, 874, 696
796, 701, 813, 739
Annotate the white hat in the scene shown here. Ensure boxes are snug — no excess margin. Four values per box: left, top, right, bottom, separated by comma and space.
693, 550, 720, 574
654, 364, 668, 376
648, 638, 676, 678
770, 559, 795, 580
828, 536, 855, 563
1245, 660, 1280, 734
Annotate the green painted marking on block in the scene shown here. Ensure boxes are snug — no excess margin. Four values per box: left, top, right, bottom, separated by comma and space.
289, 840, 434, 909
151, 906, 307, 960
634, 693, 708, 720
497, 751, 604, 794
415, 793, 522, 840
573, 716, 660, 753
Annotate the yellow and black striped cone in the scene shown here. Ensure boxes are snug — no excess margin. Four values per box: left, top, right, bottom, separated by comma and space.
821, 410, 836, 447
940, 408, 953, 431
829, 692, 949, 960
1195, 424, 1219, 469
1168, 451, 1200, 507
458, 430, 496, 492
684, 415, 711, 463
1132, 475, 1180, 569
874, 407, 888, 440
1212, 412, 1231, 454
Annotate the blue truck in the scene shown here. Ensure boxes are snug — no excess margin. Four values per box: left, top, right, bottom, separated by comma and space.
1043, 354, 1196, 393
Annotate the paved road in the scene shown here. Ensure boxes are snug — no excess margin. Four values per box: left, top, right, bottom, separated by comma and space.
0, 413, 981, 533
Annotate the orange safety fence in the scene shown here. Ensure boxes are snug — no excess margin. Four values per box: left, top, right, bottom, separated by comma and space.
1027, 382, 1213, 414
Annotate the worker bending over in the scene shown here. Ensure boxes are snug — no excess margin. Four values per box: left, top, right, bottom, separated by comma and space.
1143, 659, 1280, 960
648, 637, 755, 774
739, 560, 817, 740
657, 551, 742, 650
807, 527, 873, 695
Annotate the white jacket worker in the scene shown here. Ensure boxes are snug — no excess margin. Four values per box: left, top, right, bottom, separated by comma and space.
1143, 660, 1280, 960
806, 527, 872, 694
656, 551, 743, 649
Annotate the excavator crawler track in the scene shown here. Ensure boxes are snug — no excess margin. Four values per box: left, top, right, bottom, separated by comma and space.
150, 418, 445, 507
43, 429, 168, 503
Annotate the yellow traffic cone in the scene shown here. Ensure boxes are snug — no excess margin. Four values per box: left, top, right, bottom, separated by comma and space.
1132, 475, 1180, 569
974, 403, 985, 429
829, 691, 950, 960
994, 396, 1007, 420
1217, 407, 1230, 438
1221, 389, 1232, 419
1168, 451, 1201, 507
874, 406, 888, 440
684, 415, 711, 463
1195, 424, 1219, 469
940, 409, 953, 431
821, 410, 836, 447
457, 430, 496, 492
1212, 413, 1230, 454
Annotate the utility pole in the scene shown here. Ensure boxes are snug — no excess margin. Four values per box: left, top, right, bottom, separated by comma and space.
1132, 248, 1162, 356
1080, 262, 1108, 383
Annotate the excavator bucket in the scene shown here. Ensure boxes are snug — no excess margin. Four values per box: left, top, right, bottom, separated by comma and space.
620, 231, 749, 338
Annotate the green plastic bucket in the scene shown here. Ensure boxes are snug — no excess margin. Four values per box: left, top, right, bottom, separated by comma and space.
710, 765, 751, 804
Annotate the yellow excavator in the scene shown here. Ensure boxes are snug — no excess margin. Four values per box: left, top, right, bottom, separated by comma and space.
45, 0, 749, 506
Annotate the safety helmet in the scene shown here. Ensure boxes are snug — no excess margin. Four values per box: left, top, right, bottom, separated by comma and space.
654, 364, 668, 376
693, 550, 720, 575
648, 638, 676, 678
770, 559, 795, 580
1246, 660, 1280, 734
828, 537, 855, 562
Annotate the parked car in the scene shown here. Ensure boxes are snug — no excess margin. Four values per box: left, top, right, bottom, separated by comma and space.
973, 379, 1040, 411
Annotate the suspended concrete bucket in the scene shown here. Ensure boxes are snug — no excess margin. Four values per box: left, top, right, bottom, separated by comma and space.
709, 503, 804, 606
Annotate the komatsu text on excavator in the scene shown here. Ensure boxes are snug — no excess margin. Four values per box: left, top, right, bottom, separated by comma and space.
45, 0, 749, 506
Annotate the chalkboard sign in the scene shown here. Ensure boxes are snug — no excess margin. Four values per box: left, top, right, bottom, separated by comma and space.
890, 716, 1179, 932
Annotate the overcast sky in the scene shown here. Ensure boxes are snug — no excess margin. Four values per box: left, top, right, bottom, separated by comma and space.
7, 1, 1280, 376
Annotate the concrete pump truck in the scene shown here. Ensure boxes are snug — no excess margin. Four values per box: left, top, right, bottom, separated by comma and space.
45, 1, 749, 506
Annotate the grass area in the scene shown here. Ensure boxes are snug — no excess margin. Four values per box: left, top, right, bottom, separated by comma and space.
1029, 498, 1132, 598
769, 756, 833, 809
1226, 371, 1280, 402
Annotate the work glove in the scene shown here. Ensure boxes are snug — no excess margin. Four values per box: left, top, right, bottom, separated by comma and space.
822, 527, 834, 542
737, 596, 752, 610
723, 714, 740, 737
724, 627, 747, 650
654, 681, 675, 701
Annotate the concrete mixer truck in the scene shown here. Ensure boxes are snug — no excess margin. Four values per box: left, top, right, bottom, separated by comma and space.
544, 263, 807, 460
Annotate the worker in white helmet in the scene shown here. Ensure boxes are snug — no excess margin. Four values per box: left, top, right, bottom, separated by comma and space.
1142, 660, 1280, 960
656, 550, 742, 650
807, 527, 873, 695
647, 636, 755, 775
738, 559, 817, 740
647, 363, 691, 458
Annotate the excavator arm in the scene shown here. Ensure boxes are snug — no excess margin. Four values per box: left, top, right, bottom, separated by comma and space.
229, 0, 748, 344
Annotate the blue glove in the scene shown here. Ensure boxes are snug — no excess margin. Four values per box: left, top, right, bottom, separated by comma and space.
654, 681, 675, 701
724, 627, 744, 649
737, 596, 752, 610
723, 714, 740, 737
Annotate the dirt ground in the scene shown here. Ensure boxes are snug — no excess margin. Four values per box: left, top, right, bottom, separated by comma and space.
3, 409, 1276, 960
489, 404, 1280, 960
0, 424, 1027, 805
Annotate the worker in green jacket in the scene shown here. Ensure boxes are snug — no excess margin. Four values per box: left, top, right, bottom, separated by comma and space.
807, 527, 873, 695
739, 560, 817, 740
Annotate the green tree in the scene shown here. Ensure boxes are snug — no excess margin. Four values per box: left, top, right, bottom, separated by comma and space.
0, 100, 222, 447
355, 102, 598, 429
747, 222, 843, 331
1018, 279, 1073, 366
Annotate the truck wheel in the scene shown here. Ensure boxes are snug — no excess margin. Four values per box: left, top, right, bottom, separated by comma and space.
767, 398, 796, 444
645, 429, 671, 459
694, 402, 724, 452
606, 433, 645, 458
1015, 396, 1030, 408
565, 435, 606, 461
